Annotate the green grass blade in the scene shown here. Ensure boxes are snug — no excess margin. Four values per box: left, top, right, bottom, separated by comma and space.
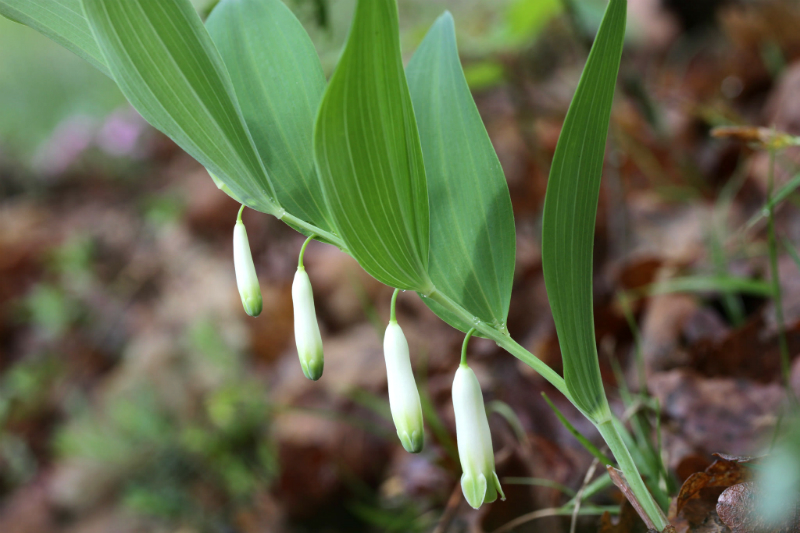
82, 0, 278, 215
745, 173, 800, 231
541, 393, 614, 466
0, 0, 109, 76
541, 0, 626, 421
644, 275, 773, 297
784, 238, 800, 274
486, 400, 528, 444
313, 0, 431, 291
206, 0, 334, 234
406, 12, 516, 334
503, 477, 577, 497
566, 473, 613, 503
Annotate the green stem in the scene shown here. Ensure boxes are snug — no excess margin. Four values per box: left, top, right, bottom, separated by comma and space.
281, 211, 345, 253
766, 147, 792, 396
428, 289, 571, 401
597, 420, 668, 531
298, 234, 315, 269
276, 214, 568, 399
237, 204, 245, 223
461, 328, 476, 366
390, 288, 399, 323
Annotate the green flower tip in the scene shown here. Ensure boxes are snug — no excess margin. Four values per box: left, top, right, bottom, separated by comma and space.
398, 429, 423, 454
484, 471, 505, 504
300, 355, 324, 381
460, 471, 505, 509
242, 294, 262, 317
461, 473, 487, 510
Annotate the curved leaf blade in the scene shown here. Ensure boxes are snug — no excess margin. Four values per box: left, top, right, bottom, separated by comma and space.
314, 0, 432, 291
82, 0, 278, 214
541, 0, 627, 421
206, 0, 334, 233
0, 0, 109, 76
407, 12, 516, 333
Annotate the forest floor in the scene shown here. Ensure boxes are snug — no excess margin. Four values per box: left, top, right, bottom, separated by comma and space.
1, 1, 800, 532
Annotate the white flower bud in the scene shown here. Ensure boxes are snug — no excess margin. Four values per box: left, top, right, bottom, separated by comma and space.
383, 321, 424, 453
292, 267, 323, 380
233, 218, 262, 317
452, 364, 505, 509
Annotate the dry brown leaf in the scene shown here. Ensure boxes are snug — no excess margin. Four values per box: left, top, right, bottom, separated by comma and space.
675, 457, 750, 517
717, 481, 800, 533
668, 456, 759, 533
710, 126, 797, 150
651, 370, 784, 457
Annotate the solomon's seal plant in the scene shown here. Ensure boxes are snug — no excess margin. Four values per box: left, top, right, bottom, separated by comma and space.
383, 289, 424, 453
232, 206, 262, 317
0, 0, 669, 527
453, 329, 505, 509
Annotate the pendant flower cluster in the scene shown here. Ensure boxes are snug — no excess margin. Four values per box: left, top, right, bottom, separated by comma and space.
232, 208, 324, 380
231, 213, 502, 509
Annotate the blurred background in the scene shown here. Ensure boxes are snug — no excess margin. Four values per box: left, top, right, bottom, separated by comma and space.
1, 0, 800, 531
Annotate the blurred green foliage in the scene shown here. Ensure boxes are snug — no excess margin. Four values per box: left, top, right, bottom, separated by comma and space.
49, 235, 95, 284
52, 320, 278, 530
0, 17, 123, 162
141, 192, 187, 227
759, 417, 800, 526
0, 353, 60, 489
22, 283, 77, 338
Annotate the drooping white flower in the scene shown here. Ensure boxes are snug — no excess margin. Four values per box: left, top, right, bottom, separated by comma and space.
292, 267, 324, 380
233, 217, 262, 317
452, 364, 505, 509
383, 320, 424, 453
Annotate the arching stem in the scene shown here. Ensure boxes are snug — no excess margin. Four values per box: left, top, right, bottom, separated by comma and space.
461, 328, 476, 366
298, 234, 315, 269
390, 288, 400, 323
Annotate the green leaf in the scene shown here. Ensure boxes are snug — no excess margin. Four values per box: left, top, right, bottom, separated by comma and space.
82, 0, 278, 215
314, 0, 431, 291
0, 0, 109, 76
407, 12, 515, 334
206, 0, 334, 234
541, 0, 626, 421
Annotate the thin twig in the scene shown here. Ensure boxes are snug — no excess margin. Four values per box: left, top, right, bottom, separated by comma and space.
571, 457, 601, 533
606, 466, 668, 531
432, 481, 464, 533
491, 506, 618, 533
492, 508, 570, 533
765, 146, 794, 402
